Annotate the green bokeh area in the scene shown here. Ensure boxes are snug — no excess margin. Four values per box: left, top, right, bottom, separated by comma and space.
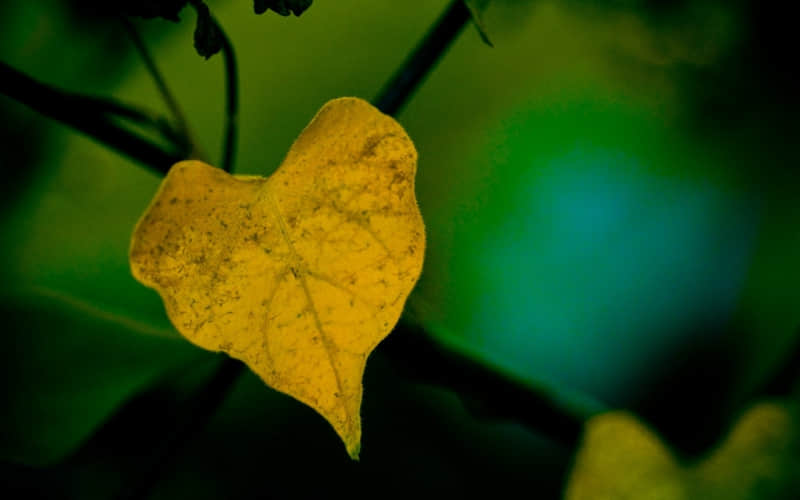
440, 96, 760, 402
2, 0, 798, 497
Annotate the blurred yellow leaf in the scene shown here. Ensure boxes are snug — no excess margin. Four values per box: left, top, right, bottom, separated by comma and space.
129, 97, 425, 459
692, 402, 800, 499
565, 401, 799, 499
564, 411, 686, 500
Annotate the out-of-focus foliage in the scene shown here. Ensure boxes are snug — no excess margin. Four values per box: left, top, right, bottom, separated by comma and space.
565, 401, 800, 499
692, 402, 800, 498
565, 411, 685, 499
129, 99, 424, 458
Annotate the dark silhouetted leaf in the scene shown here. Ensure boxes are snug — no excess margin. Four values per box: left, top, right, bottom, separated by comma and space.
192, 0, 223, 59
254, 0, 313, 17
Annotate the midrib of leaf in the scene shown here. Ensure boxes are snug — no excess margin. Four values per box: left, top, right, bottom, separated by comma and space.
262, 186, 350, 424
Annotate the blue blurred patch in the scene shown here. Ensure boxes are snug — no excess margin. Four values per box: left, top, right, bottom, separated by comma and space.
446, 99, 760, 403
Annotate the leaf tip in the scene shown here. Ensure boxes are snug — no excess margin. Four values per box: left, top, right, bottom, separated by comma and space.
347, 441, 361, 461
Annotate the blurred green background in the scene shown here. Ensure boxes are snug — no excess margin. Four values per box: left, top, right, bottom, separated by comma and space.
1, 0, 798, 497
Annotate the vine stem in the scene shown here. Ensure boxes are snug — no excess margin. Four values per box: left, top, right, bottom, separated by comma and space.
217, 17, 238, 173
187, 0, 238, 173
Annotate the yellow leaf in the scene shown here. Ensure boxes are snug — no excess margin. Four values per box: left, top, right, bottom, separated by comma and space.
129, 97, 425, 459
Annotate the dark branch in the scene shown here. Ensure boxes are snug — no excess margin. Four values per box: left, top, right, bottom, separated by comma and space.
0, 61, 182, 175
78, 94, 183, 146
384, 321, 591, 448
373, 0, 471, 115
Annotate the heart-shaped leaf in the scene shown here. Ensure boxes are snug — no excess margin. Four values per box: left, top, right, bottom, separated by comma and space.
129, 97, 425, 458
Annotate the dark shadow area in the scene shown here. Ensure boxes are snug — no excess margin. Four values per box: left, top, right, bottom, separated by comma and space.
628, 318, 745, 459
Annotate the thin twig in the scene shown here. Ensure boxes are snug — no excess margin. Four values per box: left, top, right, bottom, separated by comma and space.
217, 17, 238, 173
0, 61, 181, 175
374, 0, 471, 115
186, 0, 238, 172
121, 17, 196, 157
78, 94, 182, 145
